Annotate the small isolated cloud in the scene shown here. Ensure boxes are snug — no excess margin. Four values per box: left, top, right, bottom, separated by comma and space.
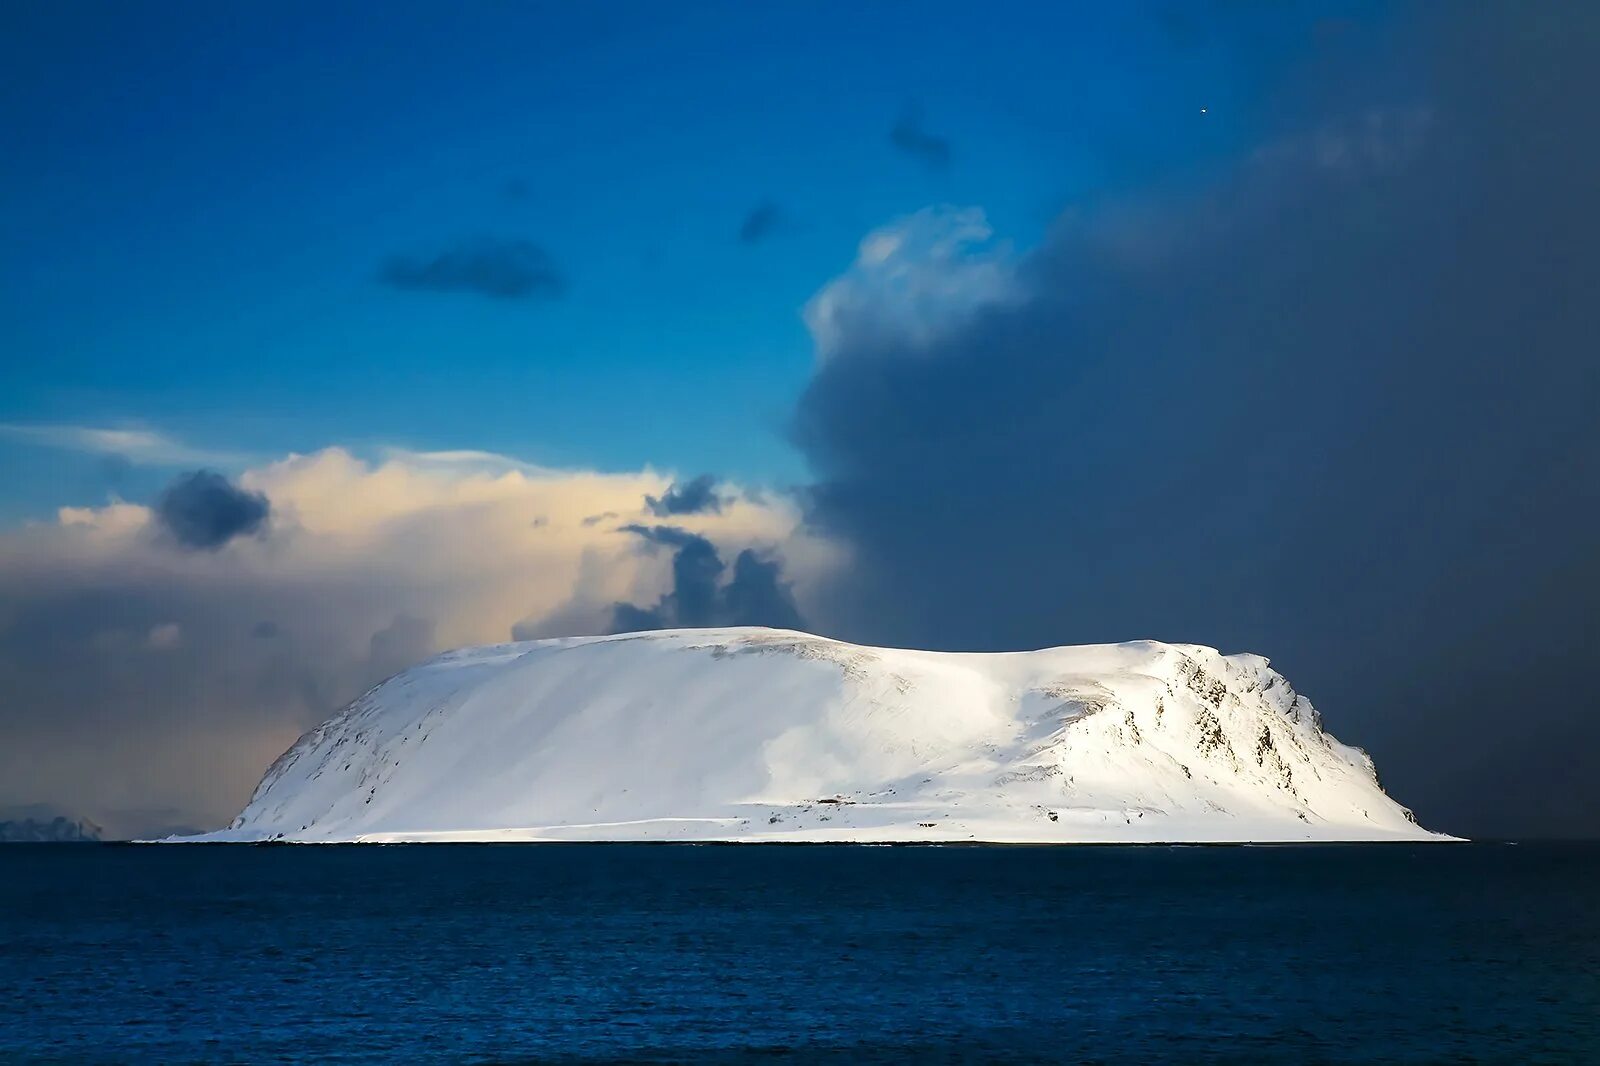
0, 423, 247, 467
154, 470, 270, 551
379, 238, 565, 300
890, 104, 951, 170
738, 202, 783, 244
646, 474, 724, 517
145, 623, 182, 651
609, 524, 805, 633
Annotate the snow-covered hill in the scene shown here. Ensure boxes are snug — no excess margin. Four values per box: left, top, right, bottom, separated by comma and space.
188, 628, 1449, 843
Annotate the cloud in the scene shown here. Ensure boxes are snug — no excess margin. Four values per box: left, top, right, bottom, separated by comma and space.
609, 602, 668, 634
374, 447, 555, 477
645, 474, 725, 516
367, 614, 435, 684
0, 424, 247, 467
144, 623, 182, 651
1252, 106, 1433, 176
721, 549, 805, 630
791, 5, 1600, 839
889, 104, 951, 170
0, 446, 837, 837
619, 523, 706, 550
153, 470, 271, 551
628, 525, 723, 626
738, 202, 783, 244
609, 524, 806, 633
802, 206, 1020, 360
379, 237, 565, 300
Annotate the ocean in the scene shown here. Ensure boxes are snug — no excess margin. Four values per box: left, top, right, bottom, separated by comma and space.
3, 842, 1596, 1063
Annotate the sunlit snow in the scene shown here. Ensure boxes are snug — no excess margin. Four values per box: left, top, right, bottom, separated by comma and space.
183, 628, 1450, 844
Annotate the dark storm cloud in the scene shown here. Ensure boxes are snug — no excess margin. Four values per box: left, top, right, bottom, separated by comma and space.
658, 530, 722, 626
154, 470, 270, 550
721, 549, 804, 631
379, 237, 565, 300
889, 104, 950, 170
795, 7, 1600, 838
645, 474, 724, 517
738, 202, 783, 244
609, 525, 804, 634
612, 524, 727, 629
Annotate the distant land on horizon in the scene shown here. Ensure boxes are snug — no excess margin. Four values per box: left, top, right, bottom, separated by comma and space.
0, 811, 101, 843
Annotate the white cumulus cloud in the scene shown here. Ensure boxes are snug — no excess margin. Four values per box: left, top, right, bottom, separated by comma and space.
0, 444, 843, 836
803, 205, 1022, 361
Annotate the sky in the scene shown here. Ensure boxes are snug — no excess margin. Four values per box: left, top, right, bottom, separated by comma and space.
1, 2, 1596, 838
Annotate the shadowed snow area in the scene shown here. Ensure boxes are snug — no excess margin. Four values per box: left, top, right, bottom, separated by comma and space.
185, 628, 1449, 843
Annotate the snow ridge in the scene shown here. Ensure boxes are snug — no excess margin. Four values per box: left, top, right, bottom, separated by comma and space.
188, 628, 1450, 843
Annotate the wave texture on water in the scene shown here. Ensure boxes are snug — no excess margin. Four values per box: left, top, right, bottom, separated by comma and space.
1, 843, 1596, 1063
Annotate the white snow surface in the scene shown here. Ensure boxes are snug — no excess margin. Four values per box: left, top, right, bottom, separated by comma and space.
187, 628, 1451, 844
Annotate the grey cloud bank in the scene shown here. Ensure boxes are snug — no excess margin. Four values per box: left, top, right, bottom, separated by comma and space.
793, 7, 1600, 838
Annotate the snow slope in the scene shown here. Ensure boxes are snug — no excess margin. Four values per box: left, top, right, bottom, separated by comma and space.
188, 628, 1450, 843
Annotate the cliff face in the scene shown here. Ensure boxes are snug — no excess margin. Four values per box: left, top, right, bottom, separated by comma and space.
190, 628, 1448, 844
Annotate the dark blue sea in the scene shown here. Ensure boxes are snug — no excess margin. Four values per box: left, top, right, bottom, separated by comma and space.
3, 843, 1597, 1063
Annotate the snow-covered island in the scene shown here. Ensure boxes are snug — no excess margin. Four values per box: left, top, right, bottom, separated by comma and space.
184, 628, 1452, 844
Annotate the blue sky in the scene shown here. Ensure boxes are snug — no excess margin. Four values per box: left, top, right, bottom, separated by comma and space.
0, 1, 1302, 520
